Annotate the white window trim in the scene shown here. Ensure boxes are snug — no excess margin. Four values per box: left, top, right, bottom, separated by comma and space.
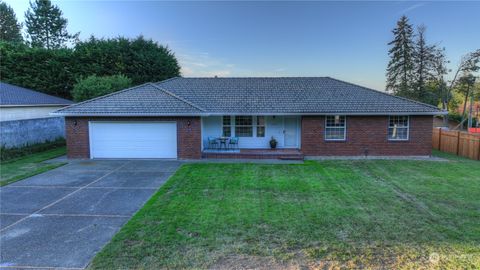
221, 115, 269, 138
234, 115, 254, 137
256, 116, 266, 137
222, 115, 232, 137
388, 116, 410, 141
324, 115, 347, 141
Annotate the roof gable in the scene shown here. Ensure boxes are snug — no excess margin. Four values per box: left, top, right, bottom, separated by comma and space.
53, 83, 204, 116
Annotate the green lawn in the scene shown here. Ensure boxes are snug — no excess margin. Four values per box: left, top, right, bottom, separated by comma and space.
0, 147, 67, 186
90, 151, 480, 269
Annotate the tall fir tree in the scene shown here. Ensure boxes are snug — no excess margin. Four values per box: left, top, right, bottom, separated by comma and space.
25, 0, 78, 49
412, 25, 437, 104
386, 15, 415, 98
0, 1, 23, 43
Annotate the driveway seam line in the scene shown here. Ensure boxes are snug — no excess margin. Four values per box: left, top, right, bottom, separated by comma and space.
0, 213, 130, 218
0, 266, 83, 270
3, 185, 159, 189
84, 187, 159, 189
2, 186, 78, 189
0, 162, 131, 232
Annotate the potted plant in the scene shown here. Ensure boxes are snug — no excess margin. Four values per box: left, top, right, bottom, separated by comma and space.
269, 136, 277, 149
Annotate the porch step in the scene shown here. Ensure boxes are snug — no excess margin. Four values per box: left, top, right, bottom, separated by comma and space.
278, 155, 305, 160
202, 149, 304, 160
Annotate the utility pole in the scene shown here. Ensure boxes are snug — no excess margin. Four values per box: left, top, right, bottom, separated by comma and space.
468, 77, 477, 129
468, 93, 474, 129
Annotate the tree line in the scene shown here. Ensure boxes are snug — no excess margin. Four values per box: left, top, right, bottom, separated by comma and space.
386, 15, 480, 127
0, 0, 180, 101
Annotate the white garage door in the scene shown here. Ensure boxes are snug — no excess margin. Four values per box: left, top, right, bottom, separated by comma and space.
89, 122, 177, 159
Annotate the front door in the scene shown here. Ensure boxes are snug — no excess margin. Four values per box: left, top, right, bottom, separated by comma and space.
284, 117, 298, 147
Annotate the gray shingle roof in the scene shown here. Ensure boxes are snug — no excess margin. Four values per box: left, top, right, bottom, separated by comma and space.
53, 77, 445, 116
0, 82, 73, 106
53, 83, 204, 116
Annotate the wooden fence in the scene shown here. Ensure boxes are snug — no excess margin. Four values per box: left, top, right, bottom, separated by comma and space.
432, 128, 480, 160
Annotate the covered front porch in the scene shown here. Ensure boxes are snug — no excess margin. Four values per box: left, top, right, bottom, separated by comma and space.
201, 115, 302, 158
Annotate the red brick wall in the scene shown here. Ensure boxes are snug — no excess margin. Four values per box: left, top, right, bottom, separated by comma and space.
65, 117, 90, 158
301, 115, 433, 156
65, 117, 201, 159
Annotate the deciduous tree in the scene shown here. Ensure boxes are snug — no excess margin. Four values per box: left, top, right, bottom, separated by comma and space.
72, 75, 132, 102
457, 74, 476, 116
432, 49, 480, 126
444, 50, 480, 110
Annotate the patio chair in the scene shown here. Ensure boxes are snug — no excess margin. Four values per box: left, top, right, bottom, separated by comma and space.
207, 137, 219, 149
228, 137, 239, 150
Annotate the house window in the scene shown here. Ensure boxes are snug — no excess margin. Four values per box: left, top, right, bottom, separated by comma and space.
235, 116, 253, 137
388, 116, 409, 140
256, 116, 265, 137
325, 115, 346, 141
222, 116, 231, 137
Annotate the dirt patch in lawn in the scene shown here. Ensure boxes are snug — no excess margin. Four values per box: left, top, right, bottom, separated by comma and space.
211, 255, 299, 270
211, 254, 359, 270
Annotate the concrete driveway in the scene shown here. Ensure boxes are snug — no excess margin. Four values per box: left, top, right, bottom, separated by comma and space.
0, 159, 182, 269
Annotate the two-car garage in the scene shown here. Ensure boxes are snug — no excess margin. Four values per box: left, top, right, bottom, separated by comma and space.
89, 122, 178, 159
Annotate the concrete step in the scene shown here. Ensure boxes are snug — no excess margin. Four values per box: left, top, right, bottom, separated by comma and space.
278, 155, 304, 160
202, 152, 304, 160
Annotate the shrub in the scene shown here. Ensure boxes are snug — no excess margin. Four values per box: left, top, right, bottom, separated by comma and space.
448, 112, 478, 128
1, 138, 66, 162
72, 74, 132, 102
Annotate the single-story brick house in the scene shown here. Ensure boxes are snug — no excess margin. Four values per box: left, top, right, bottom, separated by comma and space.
52, 77, 445, 159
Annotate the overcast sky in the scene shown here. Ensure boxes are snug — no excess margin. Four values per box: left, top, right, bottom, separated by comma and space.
6, 0, 480, 90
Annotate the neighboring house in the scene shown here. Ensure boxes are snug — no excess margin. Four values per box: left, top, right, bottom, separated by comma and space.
52, 77, 445, 159
0, 82, 73, 148
0, 82, 73, 121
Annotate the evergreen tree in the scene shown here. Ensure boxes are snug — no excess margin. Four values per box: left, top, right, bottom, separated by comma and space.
412, 25, 437, 104
386, 15, 415, 98
0, 1, 23, 43
0, 41, 75, 98
25, 0, 78, 49
73, 36, 180, 84
1, 35, 180, 99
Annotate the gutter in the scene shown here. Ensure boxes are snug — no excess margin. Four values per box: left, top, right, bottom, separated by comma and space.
50, 111, 447, 117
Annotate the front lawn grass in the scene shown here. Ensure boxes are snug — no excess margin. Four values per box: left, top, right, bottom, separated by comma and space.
0, 147, 67, 186
90, 152, 480, 269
